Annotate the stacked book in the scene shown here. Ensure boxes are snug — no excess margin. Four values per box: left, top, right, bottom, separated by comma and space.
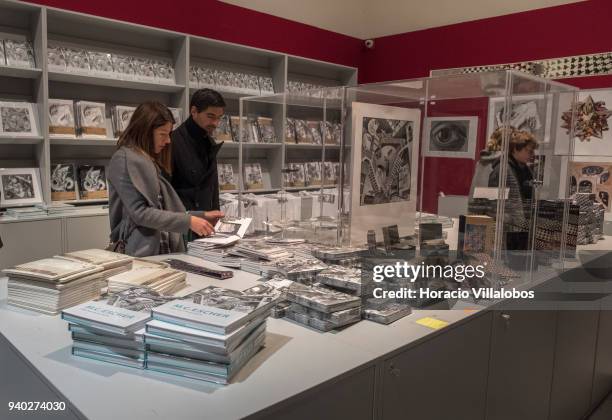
5, 207, 48, 219
312, 245, 367, 266
244, 276, 295, 318
144, 285, 276, 384
3, 257, 104, 314
316, 264, 412, 325
107, 266, 187, 295
284, 282, 361, 332
186, 246, 246, 269
260, 255, 328, 283
62, 288, 174, 369
57, 248, 133, 280
36, 203, 76, 216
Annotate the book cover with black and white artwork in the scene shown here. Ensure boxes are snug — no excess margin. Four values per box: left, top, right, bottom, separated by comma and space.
111, 54, 135, 78
307, 121, 322, 145
112, 105, 136, 137
248, 117, 260, 143
2, 174, 34, 200
244, 163, 263, 190
152, 58, 175, 84
259, 76, 274, 95
323, 162, 337, 185
63, 47, 90, 73
88, 51, 114, 77
46, 43, 66, 72
305, 162, 322, 186
132, 57, 156, 81
0, 41, 5, 66
285, 163, 305, 187
295, 119, 313, 144
214, 114, 232, 142
51, 163, 77, 201
285, 118, 296, 143
257, 117, 276, 143
218, 163, 237, 191
77, 165, 108, 200
359, 116, 412, 205
48, 99, 76, 137
3, 39, 35, 68
76, 101, 107, 138
0, 102, 36, 136
168, 107, 182, 130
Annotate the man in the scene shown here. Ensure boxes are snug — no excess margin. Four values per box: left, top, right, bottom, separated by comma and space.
171, 89, 226, 222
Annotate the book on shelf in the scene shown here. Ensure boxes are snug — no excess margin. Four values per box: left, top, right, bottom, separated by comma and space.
64, 47, 91, 73
0, 40, 5, 66
285, 117, 297, 144
285, 163, 305, 188
3, 39, 35, 68
295, 119, 313, 144
307, 120, 322, 145
77, 165, 108, 200
50, 163, 78, 201
214, 114, 233, 142
132, 56, 156, 82
217, 163, 237, 191
87, 51, 114, 78
258, 76, 274, 95
196, 66, 217, 89
243, 163, 264, 190
305, 162, 322, 186
168, 107, 183, 129
46, 42, 66, 72
110, 54, 136, 78
48, 99, 76, 137
0, 101, 38, 137
257, 117, 276, 143
111, 105, 136, 137
76, 101, 107, 138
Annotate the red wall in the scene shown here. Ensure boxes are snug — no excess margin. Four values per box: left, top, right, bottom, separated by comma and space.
23, 0, 362, 69
359, 0, 612, 85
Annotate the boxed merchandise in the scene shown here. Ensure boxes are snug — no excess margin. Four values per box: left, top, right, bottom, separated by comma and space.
77, 165, 108, 200
50, 163, 78, 201
76, 101, 107, 138
48, 99, 76, 137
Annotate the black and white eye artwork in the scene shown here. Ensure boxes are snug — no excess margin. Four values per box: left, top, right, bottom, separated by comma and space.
429, 120, 469, 152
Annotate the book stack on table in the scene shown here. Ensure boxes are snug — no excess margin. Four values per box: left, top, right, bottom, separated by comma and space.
3, 257, 105, 314
62, 288, 175, 369
144, 285, 277, 384
57, 249, 134, 280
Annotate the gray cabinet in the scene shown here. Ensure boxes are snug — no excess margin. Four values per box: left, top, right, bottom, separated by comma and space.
247, 365, 376, 420
381, 313, 493, 420
65, 216, 110, 252
0, 219, 63, 269
549, 311, 599, 420
485, 311, 557, 420
591, 309, 612, 409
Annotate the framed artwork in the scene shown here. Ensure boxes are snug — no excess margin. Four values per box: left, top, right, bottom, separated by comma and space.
487, 94, 552, 144
0, 101, 38, 137
0, 167, 43, 207
423, 116, 478, 158
569, 161, 612, 211
349, 102, 421, 245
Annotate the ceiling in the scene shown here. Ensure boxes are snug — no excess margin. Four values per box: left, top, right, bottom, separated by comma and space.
219, 0, 583, 39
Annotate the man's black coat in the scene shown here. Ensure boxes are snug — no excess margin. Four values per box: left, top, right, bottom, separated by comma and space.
171, 116, 222, 211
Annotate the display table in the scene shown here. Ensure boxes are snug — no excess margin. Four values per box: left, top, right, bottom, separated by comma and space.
0, 254, 482, 420
1, 253, 610, 420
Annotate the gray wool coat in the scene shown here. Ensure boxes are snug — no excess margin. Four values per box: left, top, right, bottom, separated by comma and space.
108, 146, 191, 257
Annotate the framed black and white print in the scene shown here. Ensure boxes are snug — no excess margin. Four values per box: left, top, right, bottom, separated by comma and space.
350, 102, 421, 244
423, 116, 478, 158
0, 167, 43, 207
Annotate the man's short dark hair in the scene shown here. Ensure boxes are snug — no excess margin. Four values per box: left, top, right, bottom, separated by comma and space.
190, 89, 226, 112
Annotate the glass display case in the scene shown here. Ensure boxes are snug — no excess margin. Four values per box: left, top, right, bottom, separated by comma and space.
238, 71, 583, 283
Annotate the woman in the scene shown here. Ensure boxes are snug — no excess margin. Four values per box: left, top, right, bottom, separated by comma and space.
487, 127, 538, 232
108, 101, 221, 257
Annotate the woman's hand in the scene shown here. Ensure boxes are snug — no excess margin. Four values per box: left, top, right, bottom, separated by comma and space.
190, 216, 214, 237
203, 210, 225, 225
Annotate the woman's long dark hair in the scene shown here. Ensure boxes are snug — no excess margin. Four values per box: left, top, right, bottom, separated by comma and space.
117, 101, 175, 173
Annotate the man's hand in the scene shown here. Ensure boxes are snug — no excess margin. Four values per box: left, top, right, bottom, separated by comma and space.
203, 210, 225, 225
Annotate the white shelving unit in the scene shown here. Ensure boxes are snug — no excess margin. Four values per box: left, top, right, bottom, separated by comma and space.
0, 0, 356, 210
